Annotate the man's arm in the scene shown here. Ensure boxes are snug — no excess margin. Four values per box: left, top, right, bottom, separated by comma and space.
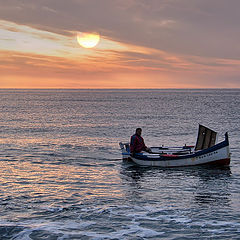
142, 138, 152, 153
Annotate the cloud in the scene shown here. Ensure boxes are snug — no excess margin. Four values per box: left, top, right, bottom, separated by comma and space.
1, 1, 240, 88
1, 45, 240, 88
1, 0, 240, 59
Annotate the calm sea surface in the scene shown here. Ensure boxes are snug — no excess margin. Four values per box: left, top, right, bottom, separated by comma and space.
0, 89, 239, 239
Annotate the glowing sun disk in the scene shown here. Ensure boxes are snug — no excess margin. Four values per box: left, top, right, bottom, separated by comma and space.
77, 32, 100, 48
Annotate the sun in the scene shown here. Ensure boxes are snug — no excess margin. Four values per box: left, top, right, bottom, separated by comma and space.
77, 32, 100, 48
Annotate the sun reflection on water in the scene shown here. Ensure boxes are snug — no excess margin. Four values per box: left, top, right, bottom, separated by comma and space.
0, 159, 124, 208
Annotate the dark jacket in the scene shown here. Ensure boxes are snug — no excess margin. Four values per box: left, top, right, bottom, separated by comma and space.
130, 134, 147, 153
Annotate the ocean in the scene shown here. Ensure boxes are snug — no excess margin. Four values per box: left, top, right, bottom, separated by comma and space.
0, 89, 239, 239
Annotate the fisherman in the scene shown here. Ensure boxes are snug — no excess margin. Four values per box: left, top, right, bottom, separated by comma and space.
130, 128, 152, 154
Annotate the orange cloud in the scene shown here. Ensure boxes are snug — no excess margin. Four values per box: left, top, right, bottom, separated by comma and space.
1, 20, 240, 88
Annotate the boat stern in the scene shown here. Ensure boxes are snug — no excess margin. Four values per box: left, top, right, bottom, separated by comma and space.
119, 142, 131, 161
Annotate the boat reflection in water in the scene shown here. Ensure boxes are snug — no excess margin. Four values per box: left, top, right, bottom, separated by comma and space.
120, 163, 232, 208
193, 166, 232, 206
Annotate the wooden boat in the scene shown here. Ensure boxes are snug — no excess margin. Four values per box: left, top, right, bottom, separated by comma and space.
119, 125, 231, 167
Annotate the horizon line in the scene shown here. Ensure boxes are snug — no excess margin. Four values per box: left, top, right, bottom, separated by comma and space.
0, 87, 239, 90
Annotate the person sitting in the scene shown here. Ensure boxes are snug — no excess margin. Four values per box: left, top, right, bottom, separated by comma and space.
130, 128, 152, 155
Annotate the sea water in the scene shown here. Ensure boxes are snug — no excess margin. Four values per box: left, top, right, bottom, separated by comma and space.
0, 89, 239, 239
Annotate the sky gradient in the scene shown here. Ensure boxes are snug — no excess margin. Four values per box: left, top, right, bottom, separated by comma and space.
1, 0, 240, 88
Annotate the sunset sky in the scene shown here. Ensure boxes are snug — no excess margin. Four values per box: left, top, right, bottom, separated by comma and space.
1, 0, 240, 88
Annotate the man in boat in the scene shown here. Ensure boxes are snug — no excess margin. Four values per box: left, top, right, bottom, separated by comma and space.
130, 128, 152, 155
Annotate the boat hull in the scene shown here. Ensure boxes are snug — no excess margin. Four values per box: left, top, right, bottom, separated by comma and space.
130, 155, 230, 167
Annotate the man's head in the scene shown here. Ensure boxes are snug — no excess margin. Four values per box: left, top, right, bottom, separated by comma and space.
135, 128, 142, 136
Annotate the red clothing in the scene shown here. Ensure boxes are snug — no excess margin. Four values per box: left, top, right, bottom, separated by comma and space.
130, 134, 147, 153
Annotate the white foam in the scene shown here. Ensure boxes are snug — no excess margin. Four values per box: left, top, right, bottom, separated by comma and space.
114, 205, 192, 225
77, 223, 165, 240
13, 228, 33, 240
2, 204, 240, 239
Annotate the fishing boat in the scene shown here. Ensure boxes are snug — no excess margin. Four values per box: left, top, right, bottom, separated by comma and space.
119, 125, 231, 167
